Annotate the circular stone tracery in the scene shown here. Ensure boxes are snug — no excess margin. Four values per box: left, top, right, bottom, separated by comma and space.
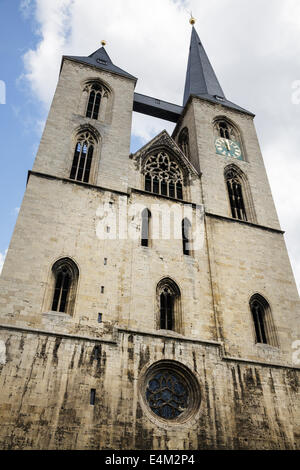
142, 361, 201, 424
144, 152, 183, 184
146, 370, 189, 419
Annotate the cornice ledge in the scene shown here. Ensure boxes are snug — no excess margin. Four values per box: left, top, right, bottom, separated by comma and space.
0, 323, 117, 345
205, 212, 284, 234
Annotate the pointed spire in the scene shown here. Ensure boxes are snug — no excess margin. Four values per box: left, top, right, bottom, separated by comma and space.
183, 26, 225, 106
63, 46, 137, 82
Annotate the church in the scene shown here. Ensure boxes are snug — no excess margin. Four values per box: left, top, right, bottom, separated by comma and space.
0, 18, 299, 450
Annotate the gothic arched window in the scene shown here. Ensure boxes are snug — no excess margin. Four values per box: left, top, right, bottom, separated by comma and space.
214, 119, 238, 142
157, 278, 182, 333
70, 130, 96, 183
51, 258, 79, 315
86, 83, 102, 119
250, 294, 278, 347
225, 166, 247, 221
178, 127, 190, 158
224, 165, 256, 223
85, 82, 109, 120
182, 218, 192, 256
214, 119, 244, 161
144, 152, 184, 200
141, 208, 151, 247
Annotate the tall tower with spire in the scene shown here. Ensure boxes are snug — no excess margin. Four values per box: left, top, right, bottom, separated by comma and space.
0, 21, 299, 450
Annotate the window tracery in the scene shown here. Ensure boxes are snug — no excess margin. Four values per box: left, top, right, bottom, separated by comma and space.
70, 130, 96, 183
141, 361, 201, 424
146, 370, 189, 419
250, 294, 278, 347
214, 120, 238, 141
225, 168, 247, 221
84, 82, 109, 120
51, 258, 78, 315
214, 119, 245, 161
144, 152, 184, 199
157, 278, 181, 333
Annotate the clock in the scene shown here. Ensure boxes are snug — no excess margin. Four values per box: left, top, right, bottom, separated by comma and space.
215, 137, 242, 160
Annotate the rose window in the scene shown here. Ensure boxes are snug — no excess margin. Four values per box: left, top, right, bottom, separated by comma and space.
146, 370, 189, 419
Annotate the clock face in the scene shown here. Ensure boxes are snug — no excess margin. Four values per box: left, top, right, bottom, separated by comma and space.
215, 138, 242, 160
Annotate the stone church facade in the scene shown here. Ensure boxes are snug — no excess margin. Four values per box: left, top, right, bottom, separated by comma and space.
0, 24, 299, 450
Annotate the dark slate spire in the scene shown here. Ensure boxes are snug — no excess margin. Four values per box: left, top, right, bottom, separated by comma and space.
183, 26, 225, 106
183, 26, 254, 116
62, 46, 137, 82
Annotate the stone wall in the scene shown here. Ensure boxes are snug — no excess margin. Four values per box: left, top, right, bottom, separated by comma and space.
32, 58, 135, 194
0, 49, 299, 451
0, 327, 298, 450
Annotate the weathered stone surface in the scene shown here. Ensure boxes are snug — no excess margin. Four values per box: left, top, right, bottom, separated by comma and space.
0, 328, 298, 450
0, 49, 299, 450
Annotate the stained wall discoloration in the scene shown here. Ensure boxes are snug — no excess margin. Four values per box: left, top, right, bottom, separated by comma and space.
0, 328, 299, 450
0, 42, 299, 451
0, 340, 6, 365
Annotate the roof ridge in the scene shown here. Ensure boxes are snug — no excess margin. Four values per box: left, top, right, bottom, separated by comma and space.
63, 46, 137, 82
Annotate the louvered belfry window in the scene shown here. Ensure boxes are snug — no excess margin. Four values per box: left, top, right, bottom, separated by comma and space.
70, 131, 95, 183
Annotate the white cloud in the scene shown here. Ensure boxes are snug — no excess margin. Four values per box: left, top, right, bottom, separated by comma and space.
0, 250, 8, 275
131, 113, 175, 143
20, 0, 300, 290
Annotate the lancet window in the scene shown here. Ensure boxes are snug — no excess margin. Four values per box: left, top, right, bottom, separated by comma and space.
157, 278, 182, 333
70, 130, 96, 183
51, 258, 79, 315
85, 82, 109, 120
178, 127, 190, 158
225, 167, 247, 221
141, 208, 151, 247
250, 295, 278, 347
182, 218, 192, 256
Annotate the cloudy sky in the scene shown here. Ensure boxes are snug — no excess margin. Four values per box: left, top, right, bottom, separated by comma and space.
0, 0, 299, 292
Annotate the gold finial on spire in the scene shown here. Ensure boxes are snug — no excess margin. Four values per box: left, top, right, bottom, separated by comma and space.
101, 40, 106, 46
189, 13, 196, 25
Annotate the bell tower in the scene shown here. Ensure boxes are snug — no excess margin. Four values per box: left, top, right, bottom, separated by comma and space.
0, 44, 137, 325
0, 19, 299, 450
32, 44, 137, 192
172, 23, 299, 362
